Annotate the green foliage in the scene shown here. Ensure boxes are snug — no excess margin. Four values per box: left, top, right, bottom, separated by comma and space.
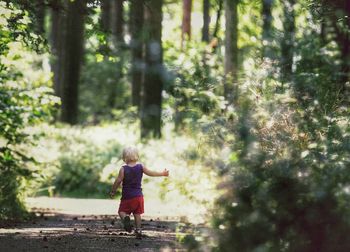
293, 28, 344, 113
212, 60, 350, 251
79, 53, 130, 123
53, 131, 122, 197
25, 122, 219, 215
24, 124, 124, 198
163, 40, 226, 129
238, 0, 262, 58
79, 10, 131, 123
0, 2, 57, 220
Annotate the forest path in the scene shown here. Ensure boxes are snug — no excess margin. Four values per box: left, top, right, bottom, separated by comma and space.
0, 197, 186, 251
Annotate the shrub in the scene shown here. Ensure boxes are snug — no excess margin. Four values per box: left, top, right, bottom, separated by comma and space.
54, 136, 122, 197
163, 40, 226, 130
0, 2, 57, 219
212, 57, 350, 251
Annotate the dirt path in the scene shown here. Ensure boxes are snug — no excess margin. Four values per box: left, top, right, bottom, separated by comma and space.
0, 214, 183, 251
0, 198, 187, 251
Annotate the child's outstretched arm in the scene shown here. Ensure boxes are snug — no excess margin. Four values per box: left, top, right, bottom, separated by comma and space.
109, 167, 124, 198
143, 166, 169, 177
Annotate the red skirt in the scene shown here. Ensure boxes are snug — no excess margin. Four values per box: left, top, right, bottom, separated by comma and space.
118, 196, 144, 215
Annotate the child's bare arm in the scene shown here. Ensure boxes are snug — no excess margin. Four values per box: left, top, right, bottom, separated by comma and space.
143, 166, 169, 177
109, 167, 124, 198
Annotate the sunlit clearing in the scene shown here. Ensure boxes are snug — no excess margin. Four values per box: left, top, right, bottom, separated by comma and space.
25, 122, 220, 225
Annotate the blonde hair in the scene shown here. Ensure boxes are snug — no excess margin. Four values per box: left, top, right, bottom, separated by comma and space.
122, 146, 139, 163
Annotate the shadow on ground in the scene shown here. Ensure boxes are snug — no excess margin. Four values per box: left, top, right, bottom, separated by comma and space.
0, 210, 184, 252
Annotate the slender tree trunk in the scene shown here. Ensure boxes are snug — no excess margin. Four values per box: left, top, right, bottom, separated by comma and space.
141, 0, 163, 138
182, 0, 192, 45
202, 0, 210, 42
224, 0, 238, 104
50, 0, 60, 97
336, 32, 350, 95
213, 0, 223, 38
33, 0, 46, 35
106, 0, 125, 109
60, 0, 86, 124
335, 1, 350, 94
50, 0, 65, 98
201, 0, 211, 81
319, 4, 327, 46
100, 0, 111, 33
111, 0, 124, 44
99, 0, 111, 56
262, 0, 274, 58
280, 0, 295, 85
130, 0, 144, 108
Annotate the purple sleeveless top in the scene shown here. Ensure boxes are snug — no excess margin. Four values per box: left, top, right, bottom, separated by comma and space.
121, 163, 143, 200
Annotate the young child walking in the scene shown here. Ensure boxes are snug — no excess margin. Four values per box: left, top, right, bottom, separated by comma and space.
109, 146, 169, 239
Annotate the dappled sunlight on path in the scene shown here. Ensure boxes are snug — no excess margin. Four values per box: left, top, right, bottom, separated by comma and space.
0, 212, 183, 251
1, 196, 192, 251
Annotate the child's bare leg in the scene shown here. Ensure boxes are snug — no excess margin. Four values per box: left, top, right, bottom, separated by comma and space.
119, 212, 132, 232
134, 214, 142, 229
118, 211, 127, 220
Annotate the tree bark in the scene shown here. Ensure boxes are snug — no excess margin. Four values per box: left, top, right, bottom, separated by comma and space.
182, 0, 192, 45
224, 0, 238, 104
141, 0, 163, 139
333, 1, 350, 94
33, 0, 46, 35
60, 0, 86, 124
202, 0, 210, 42
50, 0, 66, 98
111, 0, 124, 44
100, 0, 111, 33
262, 0, 274, 58
280, 0, 295, 85
337, 31, 350, 95
213, 0, 223, 38
130, 0, 144, 108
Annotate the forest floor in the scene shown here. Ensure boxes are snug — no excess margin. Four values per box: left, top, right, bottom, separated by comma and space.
0, 197, 188, 251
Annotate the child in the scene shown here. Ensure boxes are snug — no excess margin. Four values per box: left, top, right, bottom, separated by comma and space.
109, 146, 169, 239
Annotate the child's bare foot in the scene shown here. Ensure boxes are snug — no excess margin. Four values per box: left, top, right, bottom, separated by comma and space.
135, 229, 142, 239
123, 216, 132, 232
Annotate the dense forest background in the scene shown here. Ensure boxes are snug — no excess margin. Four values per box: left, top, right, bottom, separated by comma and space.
1, 0, 350, 250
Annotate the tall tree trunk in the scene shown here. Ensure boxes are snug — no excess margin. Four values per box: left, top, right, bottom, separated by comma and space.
130, 0, 144, 108
280, 0, 295, 85
111, 0, 124, 44
106, 0, 125, 109
224, 0, 238, 104
337, 33, 350, 95
50, 0, 65, 98
60, 0, 86, 124
100, 0, 111, 33
99, 0, 111, 56
202, 0, 210, 42
213, 0, 223, 38
334, 1, 350, 94
141, 0, 163, 139
182, 0, 192, 45
33, 0, 46, 36
262, 0, 274, 58
337, 32, 350, 87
